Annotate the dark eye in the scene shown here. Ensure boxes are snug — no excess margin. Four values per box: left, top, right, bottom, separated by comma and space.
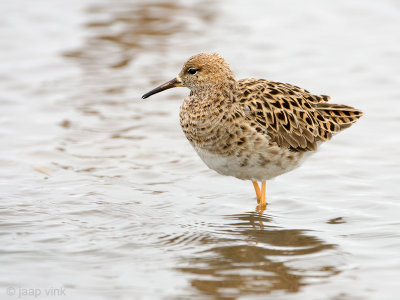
188, 68, 198, 75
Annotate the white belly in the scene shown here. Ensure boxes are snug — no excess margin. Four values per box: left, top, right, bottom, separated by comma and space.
194, 146, 310, 181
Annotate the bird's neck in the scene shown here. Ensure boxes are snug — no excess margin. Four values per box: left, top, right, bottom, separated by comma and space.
191, 79, 238, 106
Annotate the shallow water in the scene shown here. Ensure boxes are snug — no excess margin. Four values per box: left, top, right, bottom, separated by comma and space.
1, 0, 400, 299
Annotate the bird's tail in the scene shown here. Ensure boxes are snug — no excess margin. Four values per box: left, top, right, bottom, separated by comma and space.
315, 103, 363, 131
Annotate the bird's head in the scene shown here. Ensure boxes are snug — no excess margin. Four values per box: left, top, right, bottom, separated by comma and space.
142, 53, 235, 99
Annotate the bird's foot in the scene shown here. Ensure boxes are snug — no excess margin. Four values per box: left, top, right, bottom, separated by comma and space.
252, 181, 267, 212
256, 202, 267, 213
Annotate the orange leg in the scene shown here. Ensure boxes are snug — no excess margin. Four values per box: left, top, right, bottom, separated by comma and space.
260, 181, 266, 208
252, 181, 261, 203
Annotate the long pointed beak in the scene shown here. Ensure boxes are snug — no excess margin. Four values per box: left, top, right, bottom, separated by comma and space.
142, 77, 183, 99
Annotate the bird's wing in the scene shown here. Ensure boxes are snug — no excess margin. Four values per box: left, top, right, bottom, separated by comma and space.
237, 79, 361, 151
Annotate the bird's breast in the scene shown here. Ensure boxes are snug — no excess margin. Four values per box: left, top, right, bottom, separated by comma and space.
179, 98, 231, 153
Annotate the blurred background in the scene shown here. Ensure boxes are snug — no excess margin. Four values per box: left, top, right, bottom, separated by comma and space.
1, 0, 399, 299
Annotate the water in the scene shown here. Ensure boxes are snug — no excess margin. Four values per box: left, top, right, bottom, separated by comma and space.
1, 0, 400, 299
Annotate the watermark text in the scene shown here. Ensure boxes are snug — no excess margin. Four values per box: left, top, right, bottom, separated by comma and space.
6, 287, 66, 298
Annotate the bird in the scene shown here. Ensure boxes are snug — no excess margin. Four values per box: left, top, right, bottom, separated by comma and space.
142, 53, 363, 210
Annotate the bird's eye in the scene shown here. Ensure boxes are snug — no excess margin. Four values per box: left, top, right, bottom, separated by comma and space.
188, 68, 198, 75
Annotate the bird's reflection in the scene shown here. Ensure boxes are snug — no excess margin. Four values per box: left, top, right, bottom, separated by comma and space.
177, 211, 339, 297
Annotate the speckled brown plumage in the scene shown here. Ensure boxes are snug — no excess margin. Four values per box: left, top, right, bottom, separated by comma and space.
142, 53, 363, 210
236, 78, 362, 152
